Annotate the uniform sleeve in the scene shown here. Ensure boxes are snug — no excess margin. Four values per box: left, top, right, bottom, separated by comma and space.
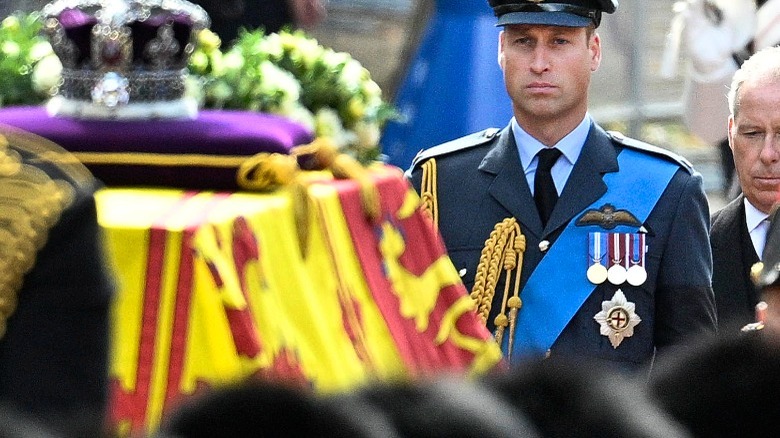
654, 170, 717, 352
0, 190, 115, 436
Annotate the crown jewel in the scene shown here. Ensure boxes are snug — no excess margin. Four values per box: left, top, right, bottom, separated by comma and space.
41, 0, 210, 119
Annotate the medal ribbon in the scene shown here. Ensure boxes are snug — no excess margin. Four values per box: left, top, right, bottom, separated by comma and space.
630, 233, 644, 267
505, 147, 679, 361
588, 232, 606, 267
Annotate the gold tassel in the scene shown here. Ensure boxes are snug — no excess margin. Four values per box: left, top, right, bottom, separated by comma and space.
235, 138, 383, 256
469, 218, 525, 363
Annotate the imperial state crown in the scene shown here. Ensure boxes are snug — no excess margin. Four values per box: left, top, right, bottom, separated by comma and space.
41, 0, 209, 119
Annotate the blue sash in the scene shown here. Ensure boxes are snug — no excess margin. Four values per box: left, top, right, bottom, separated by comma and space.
504, 148, 680, 361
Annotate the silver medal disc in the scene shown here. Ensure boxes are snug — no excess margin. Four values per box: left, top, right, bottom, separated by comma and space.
626, 265, 647, 286
587, 263, 608, 285
607, 264, 627, 285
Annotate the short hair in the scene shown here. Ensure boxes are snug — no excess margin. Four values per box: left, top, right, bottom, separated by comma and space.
158, 380, 381, 438
328, 376, 541, 438
728, 45, 780, 118
649, 331, 780, 437
483, 356, 690, 438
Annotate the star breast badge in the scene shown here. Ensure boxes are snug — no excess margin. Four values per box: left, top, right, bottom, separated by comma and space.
593, 289, 641, 348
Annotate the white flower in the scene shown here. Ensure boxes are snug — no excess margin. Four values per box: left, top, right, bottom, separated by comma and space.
339, 58, 365, 93
31, 53, 62, 94
315, 107, 350, 148
353, 121, 380, 151
222, 51, 245, 72
1, 41, 20, 58
28, 41, 53, 62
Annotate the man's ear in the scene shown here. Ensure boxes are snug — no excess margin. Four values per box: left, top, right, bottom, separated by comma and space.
498, 30, 506, 70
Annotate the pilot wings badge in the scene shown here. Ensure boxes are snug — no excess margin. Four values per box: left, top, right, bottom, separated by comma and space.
594, 289, 641, 348
576, 204, 641, 230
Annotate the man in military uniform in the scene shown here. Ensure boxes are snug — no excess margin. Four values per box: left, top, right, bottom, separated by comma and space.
406, 0, 716, 372
0, 125, 114, 436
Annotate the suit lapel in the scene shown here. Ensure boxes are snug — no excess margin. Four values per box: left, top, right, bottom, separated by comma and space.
735, 199, 761, 303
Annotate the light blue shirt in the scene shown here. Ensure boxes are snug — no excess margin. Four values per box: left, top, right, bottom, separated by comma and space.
513, 114, 591, 196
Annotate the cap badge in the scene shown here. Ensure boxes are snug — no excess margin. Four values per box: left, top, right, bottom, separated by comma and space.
594, 289, 641, 348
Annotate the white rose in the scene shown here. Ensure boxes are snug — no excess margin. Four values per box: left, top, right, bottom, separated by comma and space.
31, 54, 62, 94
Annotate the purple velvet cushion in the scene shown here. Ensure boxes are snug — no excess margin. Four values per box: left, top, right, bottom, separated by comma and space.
0, 107, 314, 190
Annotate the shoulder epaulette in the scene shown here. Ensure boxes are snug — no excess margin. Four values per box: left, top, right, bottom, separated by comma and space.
607, 131, 694, 174
0, 125, 96, 339
410, 128, 500, 171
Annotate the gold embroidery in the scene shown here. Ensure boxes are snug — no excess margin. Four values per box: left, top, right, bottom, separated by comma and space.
419, 158, 438, 230
470, 218, 525, 361
0, 128, 80, 339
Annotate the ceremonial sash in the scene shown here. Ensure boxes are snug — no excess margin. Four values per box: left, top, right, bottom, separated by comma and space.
506, 148, 680, 360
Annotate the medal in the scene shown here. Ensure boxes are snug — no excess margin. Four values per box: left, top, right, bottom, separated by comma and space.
594, 289, 642, 348
626, 233, 647, 286
587, 232, 608, 284
607, 232, 627, 285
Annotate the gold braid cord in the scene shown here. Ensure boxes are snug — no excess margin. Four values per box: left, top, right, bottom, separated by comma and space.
236, 137, 382, 256
0, 127, 80, 340
470, 218, 525, 360
419, 158, 438, 231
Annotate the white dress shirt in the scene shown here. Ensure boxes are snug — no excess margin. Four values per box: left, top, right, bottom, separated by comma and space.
745, 198, 770, 260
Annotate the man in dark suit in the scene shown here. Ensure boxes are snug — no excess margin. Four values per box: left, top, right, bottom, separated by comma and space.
406, 0, 716, 372
711, 45, 780, 332
647, 201, 780, 438
0, 125, 114, 437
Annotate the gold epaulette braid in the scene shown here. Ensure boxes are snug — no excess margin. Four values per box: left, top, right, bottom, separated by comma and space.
0, 132, 73, 339
470, 218, 525, 360
419, 158, 438, 231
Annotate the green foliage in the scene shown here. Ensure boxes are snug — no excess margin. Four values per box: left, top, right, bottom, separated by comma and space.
0, 12, 53, 107
1, 12, 396, 164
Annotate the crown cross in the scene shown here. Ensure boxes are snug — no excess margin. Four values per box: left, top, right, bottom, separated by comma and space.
41, 0, 210, 119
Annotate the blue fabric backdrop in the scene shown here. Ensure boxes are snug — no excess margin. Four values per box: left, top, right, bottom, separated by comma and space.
381, 0, 513, 169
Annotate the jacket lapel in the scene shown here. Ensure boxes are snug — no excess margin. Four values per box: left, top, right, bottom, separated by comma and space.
479, 125, 544, 236
545, 124, 618, 235
478, 123, 620, 238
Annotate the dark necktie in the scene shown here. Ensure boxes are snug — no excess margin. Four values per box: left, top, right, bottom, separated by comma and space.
534, 148, 562, 226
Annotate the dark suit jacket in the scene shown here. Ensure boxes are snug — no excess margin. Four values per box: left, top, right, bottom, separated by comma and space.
0, 128, 114, 436
710, 195, 761, 331
408, 122, 717, 371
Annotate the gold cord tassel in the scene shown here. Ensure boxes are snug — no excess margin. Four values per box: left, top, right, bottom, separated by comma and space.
236, 138, 383, 255
419, 159, 438, 230
469, 218, 525, 362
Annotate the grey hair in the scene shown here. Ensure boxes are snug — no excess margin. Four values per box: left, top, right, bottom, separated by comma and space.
728, 45, 780, 118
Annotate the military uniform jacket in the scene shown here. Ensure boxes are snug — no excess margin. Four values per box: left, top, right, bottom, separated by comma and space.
407, 122, 717, 371
0, 126, 114, 436
710, 195, 761, 331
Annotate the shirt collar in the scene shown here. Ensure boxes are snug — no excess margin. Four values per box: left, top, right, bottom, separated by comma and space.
513, 114, 591, 171
745, 197, 770, 233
